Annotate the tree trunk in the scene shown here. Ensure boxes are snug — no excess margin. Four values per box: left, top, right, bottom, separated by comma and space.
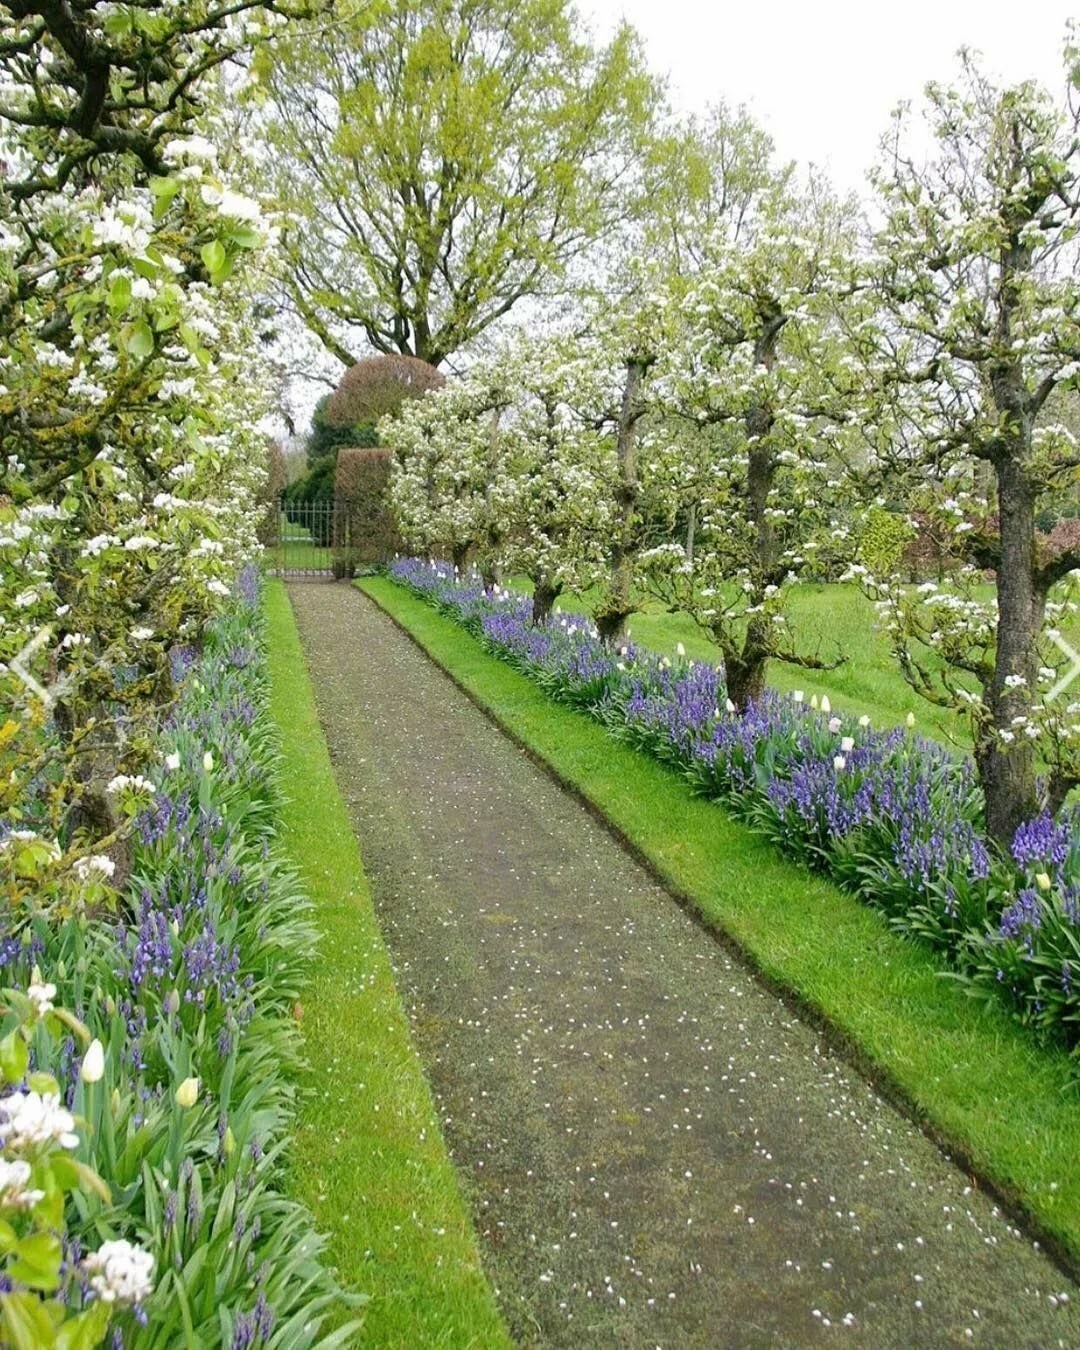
451, 543, 470, 574
721, 621, 770, 711
685, 500, 697, 569
531, 579, 560, 625
726, 316, 784, 709
481, 409, 503, 590
977, 451, 1043, 846
597, 358, 647, 645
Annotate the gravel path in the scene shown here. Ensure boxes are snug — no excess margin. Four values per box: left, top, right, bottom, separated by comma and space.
289, 582, 1078, 1349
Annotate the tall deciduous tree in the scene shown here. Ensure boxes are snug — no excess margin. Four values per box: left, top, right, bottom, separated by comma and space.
641, 101, 782, 280
256, 0, 659, 367
851, 48, 1080, 845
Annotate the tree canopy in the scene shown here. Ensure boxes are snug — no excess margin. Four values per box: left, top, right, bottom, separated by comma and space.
256, 0, 660, 367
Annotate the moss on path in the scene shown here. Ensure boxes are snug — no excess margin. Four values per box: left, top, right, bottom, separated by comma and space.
290, 581, 1078, 1349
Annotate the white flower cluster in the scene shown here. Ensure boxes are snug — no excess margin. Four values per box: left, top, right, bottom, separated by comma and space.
73, 854, 116, 882
26, 979, 56, 1017
0, 1158, 44, 1209
82, 1239, 155, 1306
0, 1091, 79, 1152
106, 774, 157, 797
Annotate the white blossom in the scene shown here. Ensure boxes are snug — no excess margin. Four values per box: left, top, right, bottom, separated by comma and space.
82, 1239, 154, 1306
0, 1158, 44, 1209
26, 980, 56, 1017
0, 1091, 79, 1151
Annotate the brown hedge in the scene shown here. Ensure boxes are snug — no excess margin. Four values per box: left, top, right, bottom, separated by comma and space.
324, 354, 445, 430
256, 439, 289, 546
333, 448, 402, 566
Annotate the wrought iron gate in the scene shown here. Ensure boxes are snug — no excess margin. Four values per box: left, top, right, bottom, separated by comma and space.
263, 495, 353, 578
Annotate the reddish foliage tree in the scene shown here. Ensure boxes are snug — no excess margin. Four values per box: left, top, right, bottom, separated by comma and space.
325, 355, 445, 430
1041, 517, 1080, 562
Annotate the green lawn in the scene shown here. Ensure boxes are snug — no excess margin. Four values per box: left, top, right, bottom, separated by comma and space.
263, 512, 337, 573
361, 573, 1080, 1276
265, 580, 511, 1348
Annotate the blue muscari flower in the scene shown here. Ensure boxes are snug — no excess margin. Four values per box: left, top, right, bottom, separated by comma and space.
1000, 888, 1043, 939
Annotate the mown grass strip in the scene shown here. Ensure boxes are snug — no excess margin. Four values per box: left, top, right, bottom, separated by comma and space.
264, 579, 511, 1348
359, 573, 1080, 1277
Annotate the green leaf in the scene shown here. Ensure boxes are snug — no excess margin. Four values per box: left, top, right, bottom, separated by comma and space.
127, 321, 154, 362
107, 274, 131, 315
0, 1031, 28, 1084
149, 177, 181, 221
54, 1302, 111, 1350
200, 240, 227, 278
48, 1007, 89, 1043
0, 1293, 56, 1350
51, 1156, 111, 1205
102, 10, 133, 39
10, 1231, 62, 1290
228, 226, 263, 251
133, 10, 169, 41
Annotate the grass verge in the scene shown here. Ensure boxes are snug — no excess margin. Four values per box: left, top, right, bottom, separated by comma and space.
264, 579, 511, 1348
358, 573, 1080, 1279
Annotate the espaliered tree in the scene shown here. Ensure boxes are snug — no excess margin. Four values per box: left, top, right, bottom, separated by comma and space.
643, 179, 857, 707
849, 48, 1080, 845
481, 339, 614, 622
0, 1, 306, 900
382, 372, 505, 572
256, 0, 660, 368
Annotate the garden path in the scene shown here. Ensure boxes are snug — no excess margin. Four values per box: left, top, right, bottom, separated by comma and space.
289, 582, 1078, 1349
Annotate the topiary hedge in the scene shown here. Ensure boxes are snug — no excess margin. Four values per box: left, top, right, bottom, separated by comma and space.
325, 354, 445, 430
333, 448, 401, 571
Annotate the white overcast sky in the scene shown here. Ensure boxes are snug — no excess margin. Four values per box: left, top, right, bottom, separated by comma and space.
579, 0, 1078, 195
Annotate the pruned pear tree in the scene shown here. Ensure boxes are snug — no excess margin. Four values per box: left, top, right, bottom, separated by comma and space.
474, 340, 613, 622
643, 178, 857, 708
848, 47, 1080, 845
383, 371, 504, 572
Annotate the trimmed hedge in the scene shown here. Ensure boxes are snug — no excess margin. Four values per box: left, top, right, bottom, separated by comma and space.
325, 355, 444, 429
333, 448, 401, 568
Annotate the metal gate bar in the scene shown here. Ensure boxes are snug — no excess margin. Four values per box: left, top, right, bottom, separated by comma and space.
263, 495, 351, 578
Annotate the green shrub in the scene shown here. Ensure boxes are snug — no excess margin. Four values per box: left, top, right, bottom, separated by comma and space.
857, 504, 914, 576
284, 459, 336, 544
305, 394, 360, 466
